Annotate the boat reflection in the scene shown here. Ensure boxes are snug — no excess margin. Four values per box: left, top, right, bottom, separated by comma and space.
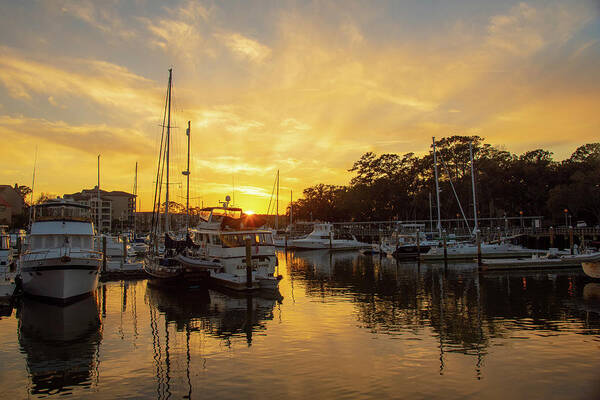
146, 286, 282, 346
17, 294, 102, 397
145, 285, 282, 399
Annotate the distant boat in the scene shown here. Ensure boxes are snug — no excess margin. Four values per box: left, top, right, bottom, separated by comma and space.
481, 251, 600, 271
20, 198, 102, 301
289, 223, 369, 250
420, 242, 545, 262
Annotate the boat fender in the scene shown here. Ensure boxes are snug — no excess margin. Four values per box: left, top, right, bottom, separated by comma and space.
60, 255, 71, 263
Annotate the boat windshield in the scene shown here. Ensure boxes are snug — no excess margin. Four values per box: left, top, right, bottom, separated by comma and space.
220, 232, 273, 248
35, 203, 92, 221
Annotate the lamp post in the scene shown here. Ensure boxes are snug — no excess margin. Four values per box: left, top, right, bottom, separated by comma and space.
519, 210, 523, 228
564, 209, 568, 227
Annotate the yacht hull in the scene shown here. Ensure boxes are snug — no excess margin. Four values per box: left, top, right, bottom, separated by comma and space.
21, 258, 100, 302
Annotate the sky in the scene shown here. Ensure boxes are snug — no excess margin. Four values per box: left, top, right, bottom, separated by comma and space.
0, 0, 599, 213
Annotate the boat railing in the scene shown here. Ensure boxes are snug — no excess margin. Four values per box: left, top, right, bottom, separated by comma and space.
23, 247, 103, 260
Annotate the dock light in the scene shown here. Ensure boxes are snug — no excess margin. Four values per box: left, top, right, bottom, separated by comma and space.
564, 209, 569, 227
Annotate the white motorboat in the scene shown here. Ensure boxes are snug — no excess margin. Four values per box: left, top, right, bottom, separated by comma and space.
20, 198, 102, 301
420, 242, 545, 261
289, 223, 369, 250
176, 201, 282, 290
481, 251, 600, 271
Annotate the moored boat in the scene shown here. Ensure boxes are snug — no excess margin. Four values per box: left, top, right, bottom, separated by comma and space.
20, 198, 101, 302
289, 223, 369, 250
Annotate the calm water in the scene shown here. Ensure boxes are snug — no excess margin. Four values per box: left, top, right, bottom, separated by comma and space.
1, 251, 599, 399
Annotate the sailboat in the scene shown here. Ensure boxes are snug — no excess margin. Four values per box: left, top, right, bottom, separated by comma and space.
143, 69, 207, 286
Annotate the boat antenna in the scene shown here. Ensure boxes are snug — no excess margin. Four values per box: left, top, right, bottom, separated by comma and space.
470, 141, 478, 234
183, 120, 191, 230
432, 137, 442, 237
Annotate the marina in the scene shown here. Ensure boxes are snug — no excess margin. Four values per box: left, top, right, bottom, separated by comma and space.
0, 250, 599, 399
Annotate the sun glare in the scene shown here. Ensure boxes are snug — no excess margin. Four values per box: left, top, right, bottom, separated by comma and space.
245, 210, 255, 215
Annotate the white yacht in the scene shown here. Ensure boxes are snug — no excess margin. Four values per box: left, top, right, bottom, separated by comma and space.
176, 203, 282, 290
20, 198, 102, 301
289, 223, 369, 250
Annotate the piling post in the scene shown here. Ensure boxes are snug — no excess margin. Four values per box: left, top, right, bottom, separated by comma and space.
329, 231, 333, 250
416, 229, 420, 255
443, 230, 448, 262
102, 236, 107, 273
476, 230, 482, 266
245, 236, 253, 289
16, 236, 22, 257
569, 227, 574, 255
121, 235, 127, 268
549, 226, 554, 248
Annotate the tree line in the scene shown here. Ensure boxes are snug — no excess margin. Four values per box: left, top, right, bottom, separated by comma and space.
288, 136, 600, 227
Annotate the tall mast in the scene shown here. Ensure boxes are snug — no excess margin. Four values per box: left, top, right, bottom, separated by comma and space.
290, 189, 293, 226
275, 170, 279, 230
432, 137, 442, 237
183, 120, 191, 230
469, 142, 478, 233
165, 68, 172, 233
97, 154, 101, 233
134, 161, 138, 236
429, 191, 433, 232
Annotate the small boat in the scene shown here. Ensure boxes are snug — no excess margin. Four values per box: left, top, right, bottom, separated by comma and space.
582, 253, 600, 278
96, 234, 136, 258
420, 242, 545, 262
481, 251, 600, 271
289, 223, 369, 250
20, 198, 102, 302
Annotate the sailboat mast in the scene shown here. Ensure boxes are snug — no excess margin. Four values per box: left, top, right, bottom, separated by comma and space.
97, 154, 101, 233
165, 68, 172, 233
275, 170, 279, 230
184, 120, 191, 230
470, 142, 478, 233
134, 161, 138, 236
290, 189, 293, 226
432, 137, 442, 237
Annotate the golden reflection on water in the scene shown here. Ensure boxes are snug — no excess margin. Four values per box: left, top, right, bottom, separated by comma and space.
1, 250, 599, 399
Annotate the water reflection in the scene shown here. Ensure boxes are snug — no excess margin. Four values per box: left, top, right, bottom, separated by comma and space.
145, 285, 282, 399
286, 250, 600, 375
17, 295, 102, 397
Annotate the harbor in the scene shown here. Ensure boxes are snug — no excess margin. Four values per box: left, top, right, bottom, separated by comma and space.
1, 1, 600, 398
1, 251, 599, 399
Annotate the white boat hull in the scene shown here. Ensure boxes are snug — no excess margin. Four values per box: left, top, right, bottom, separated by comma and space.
21, 258, 100, 301
582, 262, 600, 279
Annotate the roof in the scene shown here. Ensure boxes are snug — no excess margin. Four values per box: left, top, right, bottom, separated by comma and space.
0, 196, 11, 208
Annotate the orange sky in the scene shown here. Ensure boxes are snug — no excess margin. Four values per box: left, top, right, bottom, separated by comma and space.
0, 1, 598, 213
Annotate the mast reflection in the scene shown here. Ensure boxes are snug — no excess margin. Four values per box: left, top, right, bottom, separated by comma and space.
145, 285, 282, 399
17, 294, 102, 397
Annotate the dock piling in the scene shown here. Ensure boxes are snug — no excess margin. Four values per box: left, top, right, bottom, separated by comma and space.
102, 236, 107, 273
245, 236, 252, 289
